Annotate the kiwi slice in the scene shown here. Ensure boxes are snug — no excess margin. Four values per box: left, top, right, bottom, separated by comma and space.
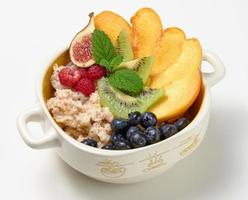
115, 30, 134, 62
118, 56, 155, 83
97, 78, 164, 118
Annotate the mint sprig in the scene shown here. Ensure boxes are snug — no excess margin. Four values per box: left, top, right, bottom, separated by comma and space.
110, 55, 123, 71
99, 55, 123, 72
92, 30, 116, 63
109, 69, 144, 96
92, 29, 144, 95
99, 59, 111, 71
92, 29, 123, 71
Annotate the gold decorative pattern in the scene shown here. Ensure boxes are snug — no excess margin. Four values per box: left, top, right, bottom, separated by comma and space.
140, 151, 167, 173
96, 127, 204, 177
97, 159, 128, 178
172, 135, 195, 150
180, 135, 195, 145
180, 134, 200, 156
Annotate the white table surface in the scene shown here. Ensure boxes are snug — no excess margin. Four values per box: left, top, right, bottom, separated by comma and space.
1, 0, 248, 199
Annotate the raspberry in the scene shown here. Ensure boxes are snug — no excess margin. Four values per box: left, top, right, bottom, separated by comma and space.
87, 65, 107, 81
74, 78, 95, 96
78, 68, 88, 79
59, 67, 81, 87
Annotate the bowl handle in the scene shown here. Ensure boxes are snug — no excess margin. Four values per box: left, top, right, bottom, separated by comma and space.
17, 104, 60, 149
202, 50, 225, 87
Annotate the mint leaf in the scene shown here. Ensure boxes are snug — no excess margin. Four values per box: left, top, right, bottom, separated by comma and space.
92, 29, 116, 63
108, 69, 144, 96
92, 29, 126, 72
99, 59, 112, 71
110, 55, 123, 71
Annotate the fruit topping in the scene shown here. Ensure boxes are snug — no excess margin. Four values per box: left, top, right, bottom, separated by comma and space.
108, 68, 144, 96
174, 117, 190, 131
102, 144, 114, 150
95, 11, 133, 45
115, 30, 134, 62
128, 111, 141, 125
111, 132, 126, 145
92, 29, 117, 69
79, 110, 190, 150
129, 132, 147, 148
70, 13, 95, 67
114, 141, 131, 150
78, 68, 88, 78
81, 138, 98, 147
126, 126, 141, 140
118, 56, 155, 84
144, 126, 161, 144
91, 28, 163, 99
131, 8, 163, 58
49, 8, 201, 151
97, 78, 164, 118
74, 78, 95, 96
104, 110, 191, 150
159, 124, 178, 140
111, 118, 129, 131
87, 64, 107, 80
58, 67, 81, 87
72, 35, 92, 63
140, 112, 157, 128
91, 29, 148, 96
150, 39, 202, 121
150, 28, 186, 77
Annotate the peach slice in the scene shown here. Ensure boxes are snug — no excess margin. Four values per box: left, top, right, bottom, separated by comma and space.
131, 8, 163, 58
150, 27, 186, 77
95, 11, 133, 44
149, 39, 202, 121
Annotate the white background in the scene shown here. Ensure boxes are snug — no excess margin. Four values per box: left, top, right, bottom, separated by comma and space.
0, 0, 248, 199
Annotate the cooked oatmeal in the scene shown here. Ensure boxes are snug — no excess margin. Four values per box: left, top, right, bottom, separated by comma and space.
47, 65, 114, 146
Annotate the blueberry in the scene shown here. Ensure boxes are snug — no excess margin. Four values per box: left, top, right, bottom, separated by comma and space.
159, 124, 178, 140
140, 112, 157, 128
128, 111, 141, 125
174, 117, 190, 131
159, 121, 167, 127
111, 132, 126, 145
130, 132, 147, 148
126, 126, 141, 140
114, 141, 131, 150
102, 144, 114, 150
114, 128, 127, 135
111, 118, 129, 131
144, 127, 161, 144
81, 138, 97, 147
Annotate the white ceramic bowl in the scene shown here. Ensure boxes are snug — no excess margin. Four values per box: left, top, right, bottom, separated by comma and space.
17, 50, 225, 184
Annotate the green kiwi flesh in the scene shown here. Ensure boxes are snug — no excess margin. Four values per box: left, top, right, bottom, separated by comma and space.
118, 56, 154, 83
97, 78, 164, 118
115, 30, 134, 62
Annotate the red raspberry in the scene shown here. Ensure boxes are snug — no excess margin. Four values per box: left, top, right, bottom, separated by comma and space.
78, 68, 88, 79
87, 65, 107, 81
74, 78, 95, 96
59, 67, 81, 87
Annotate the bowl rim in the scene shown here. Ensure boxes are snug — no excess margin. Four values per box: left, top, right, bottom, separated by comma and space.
37, 48, 211, 157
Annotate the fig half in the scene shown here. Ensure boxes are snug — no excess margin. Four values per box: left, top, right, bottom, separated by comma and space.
69, 12, 95, 67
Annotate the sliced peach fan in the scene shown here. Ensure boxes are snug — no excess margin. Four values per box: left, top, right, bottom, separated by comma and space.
149, 39, 202, 121
94, 11, 133, 45
131, 7, 163, 58
94, 7, 202, 122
